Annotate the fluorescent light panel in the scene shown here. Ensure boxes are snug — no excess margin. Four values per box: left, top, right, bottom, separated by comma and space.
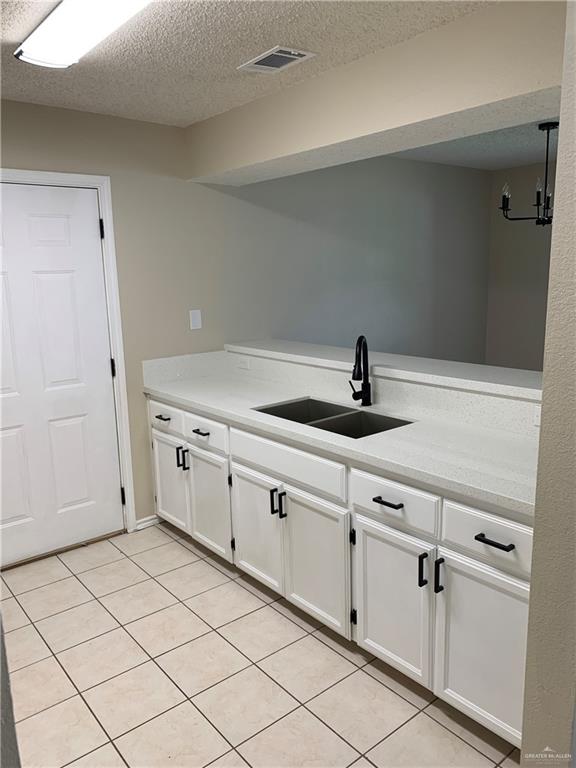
14, 0, 152, 69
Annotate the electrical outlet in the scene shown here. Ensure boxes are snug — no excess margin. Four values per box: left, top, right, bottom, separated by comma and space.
237, 357, 251, 370
533, 404, 541, 427
189, 309, 202, 330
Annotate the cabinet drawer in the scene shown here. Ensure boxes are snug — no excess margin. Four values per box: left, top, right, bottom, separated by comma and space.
442, 501, 532, 577
184, 411, 228, 454
350, 469, 440, 536
148, 400, 185, 436
230, 429, 346, 502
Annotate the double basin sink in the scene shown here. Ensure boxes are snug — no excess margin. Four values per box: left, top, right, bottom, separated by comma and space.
254, 398, 411, 439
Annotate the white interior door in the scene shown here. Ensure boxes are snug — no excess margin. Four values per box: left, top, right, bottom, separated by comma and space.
187, 443, 232, 561
283, 486, 350, 637
353, 514, 435, 687
1, 182, 124, 565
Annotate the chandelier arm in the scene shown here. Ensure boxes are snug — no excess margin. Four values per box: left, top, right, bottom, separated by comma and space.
501, 211, 539, 221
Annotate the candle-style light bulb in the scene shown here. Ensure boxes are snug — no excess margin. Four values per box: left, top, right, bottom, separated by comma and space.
501, 182, 511, 212
535, 178, 543, 207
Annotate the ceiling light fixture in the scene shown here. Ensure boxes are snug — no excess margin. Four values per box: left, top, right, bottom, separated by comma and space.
14, 0, 152, 69
499, 121, 559, 227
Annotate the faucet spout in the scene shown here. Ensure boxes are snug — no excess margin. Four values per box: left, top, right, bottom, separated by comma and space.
350, 335, 372, 407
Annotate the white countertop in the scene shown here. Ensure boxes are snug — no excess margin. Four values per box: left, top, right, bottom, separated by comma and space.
226, 340, 542, 401
144, 372, 539, 521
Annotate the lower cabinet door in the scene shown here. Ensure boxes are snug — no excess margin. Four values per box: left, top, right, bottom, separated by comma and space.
187, 444, 233, 562
283, 486, 350, 638
433, 548, 529, 746
230, 463, 284, 593
353, 514, 435, 686
151, 429, 190, 532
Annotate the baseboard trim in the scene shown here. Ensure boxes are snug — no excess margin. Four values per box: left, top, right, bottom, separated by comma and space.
134, 515, 160, 531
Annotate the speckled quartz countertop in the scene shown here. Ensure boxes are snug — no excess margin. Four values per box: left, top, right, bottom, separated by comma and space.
144, 369, 540, 523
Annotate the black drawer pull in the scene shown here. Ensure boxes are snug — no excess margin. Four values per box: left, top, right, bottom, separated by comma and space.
155, 414, 171, 422
192, 428, 210, 437
474, 533, 515, 552
434, 557, 445, 593
176, 446, 183, 468
278, 491, 287, 519
181, 448, 190, 471
372, 496, 404, 510
418, 552, 428, 587
269, 488, 279, 515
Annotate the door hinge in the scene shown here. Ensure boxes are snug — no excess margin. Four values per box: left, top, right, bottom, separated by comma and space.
99, 218, 105, 239
228, 473, 233, 487
110, 358, 116, 378
120, 487, 126, 506
231, 537, 236, 551
349, 528, 356, 545
350, 608, 357, 625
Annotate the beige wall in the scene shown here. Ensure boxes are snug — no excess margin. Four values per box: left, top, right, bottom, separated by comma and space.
521, 2, 576, 761
1, 100, 498, 519
485, 163, 555, 371
183, 2, 565, 184
1, 102, 208, 519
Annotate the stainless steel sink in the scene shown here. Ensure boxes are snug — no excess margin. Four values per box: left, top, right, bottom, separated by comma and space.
254, 398, 354, 424
253, 397, 411, 438
312, 411, 412, 439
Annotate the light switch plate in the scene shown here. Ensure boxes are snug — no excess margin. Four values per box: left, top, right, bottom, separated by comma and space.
189, 309, 202, 330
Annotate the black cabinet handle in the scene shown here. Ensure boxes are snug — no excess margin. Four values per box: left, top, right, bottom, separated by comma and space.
372, 495, 404, 510
181, 448, 190, 471
192, 428, 210, 437
155, 414, 171, 422
278, 491, 287, 519
176, 446, 183, 468
269, 488, 279, 515
434, 557, 445, 593
474, 533, 515, 552
418, 552, 428, 587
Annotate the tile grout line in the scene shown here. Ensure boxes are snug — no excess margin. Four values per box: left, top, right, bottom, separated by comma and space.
72, 561, 242, 763
8, 584, 133, 768
5, 527, 515, 767
146, 544, 515, 765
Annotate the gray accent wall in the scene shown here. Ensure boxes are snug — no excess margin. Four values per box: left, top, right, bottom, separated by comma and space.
224, 155, 492, 364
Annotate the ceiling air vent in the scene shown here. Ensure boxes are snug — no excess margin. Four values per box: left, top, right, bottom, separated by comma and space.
237, 46, 315, 74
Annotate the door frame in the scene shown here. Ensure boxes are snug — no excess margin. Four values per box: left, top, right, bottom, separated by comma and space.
1, 168, 136, 533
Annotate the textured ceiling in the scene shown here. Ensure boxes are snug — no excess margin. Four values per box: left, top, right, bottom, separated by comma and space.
1, 0, 482, 127
393, 120, 560, 170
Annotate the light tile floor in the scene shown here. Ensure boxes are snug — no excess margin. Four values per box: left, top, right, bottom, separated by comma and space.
1, 522, 518, 768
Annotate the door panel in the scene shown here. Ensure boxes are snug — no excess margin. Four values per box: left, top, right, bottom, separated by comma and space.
230, 463, 283, 593
353, 514, 435, 686
152, 430, 190, 533
283, 486, 350, 637
1, 183, 123, 564
433, 548, 529, 746
187, 444, 232, 561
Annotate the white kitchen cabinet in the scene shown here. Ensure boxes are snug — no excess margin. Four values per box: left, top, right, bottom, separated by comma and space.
230, 463, 285, 593
433, 548, 529, 746
187, 444, 233, 562
283, 486, 350, 638
151, 429, 190, 532
353, 514, 436, 687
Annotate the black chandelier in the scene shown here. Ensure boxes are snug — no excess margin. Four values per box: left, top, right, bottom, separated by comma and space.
499, 121, 559, 226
